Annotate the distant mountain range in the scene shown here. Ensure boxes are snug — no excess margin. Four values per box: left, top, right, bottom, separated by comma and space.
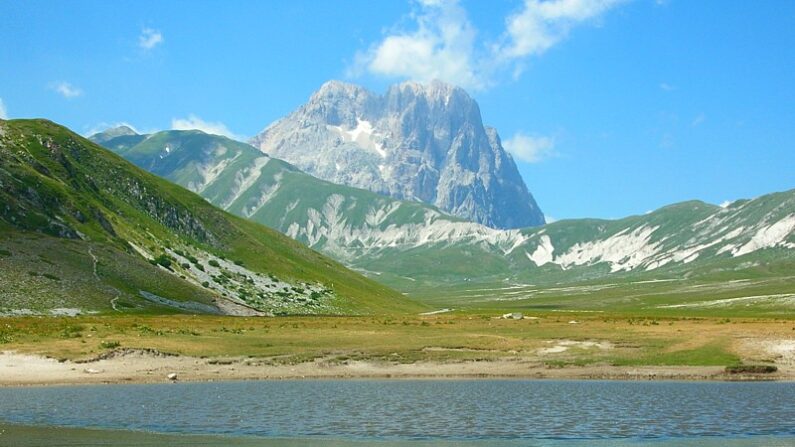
5, 80, 793, 318
251, 80, 545, 229
0, 119, 414, 316
92, 125, 795, 295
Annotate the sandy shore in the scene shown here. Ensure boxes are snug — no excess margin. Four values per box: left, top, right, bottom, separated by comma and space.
1, 349, 791, 386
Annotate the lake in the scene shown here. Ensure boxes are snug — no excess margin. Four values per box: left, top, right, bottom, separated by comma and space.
0, 380, 793, 446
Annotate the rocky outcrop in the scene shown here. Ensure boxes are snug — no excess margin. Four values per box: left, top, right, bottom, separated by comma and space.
251, 80, 545, 229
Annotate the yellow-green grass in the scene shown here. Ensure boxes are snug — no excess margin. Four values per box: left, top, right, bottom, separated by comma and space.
1, 313, 791, 369
410, 274, 795, 319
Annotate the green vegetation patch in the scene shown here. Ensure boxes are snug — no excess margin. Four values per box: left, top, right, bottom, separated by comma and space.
610, 341, 740, 367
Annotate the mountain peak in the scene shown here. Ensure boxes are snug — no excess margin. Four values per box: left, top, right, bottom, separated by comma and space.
253, 80, 545, 229
113, 124, 137, 134
88, 125, 139, 144
392, 79, 468, 99
97, 124, 138, 137
312, 80, 372, 100
313, 79, 469, 105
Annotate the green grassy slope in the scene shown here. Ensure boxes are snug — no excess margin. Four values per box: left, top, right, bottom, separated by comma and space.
97, 129, 454, 229
99, 128, 795, 314
0, 119, 418, 315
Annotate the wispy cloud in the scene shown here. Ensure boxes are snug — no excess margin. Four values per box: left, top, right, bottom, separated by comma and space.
352, 0, 626, 90
139, 28, 163, 50
659, 82, 675, 91
503, 132, 556, 163
352, 0, 481, 89
496, 0, 625, 61
171, 114, 241, 140
0, 98, 7, 119
50, 81, 83, 98
691, 113, 705, 127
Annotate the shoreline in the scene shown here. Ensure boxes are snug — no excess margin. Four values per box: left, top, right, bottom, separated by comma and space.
2, 315, 792, 388
1, 350, 790, 387
1, 423, 794, 447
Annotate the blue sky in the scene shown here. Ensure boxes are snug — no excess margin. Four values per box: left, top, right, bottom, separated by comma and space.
1, 0, 794, 220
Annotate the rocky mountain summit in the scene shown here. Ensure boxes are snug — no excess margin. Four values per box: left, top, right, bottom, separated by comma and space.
251, 80, 545, 229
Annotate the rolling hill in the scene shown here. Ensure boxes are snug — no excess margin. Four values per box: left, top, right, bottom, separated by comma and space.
95, 127, 795, 301
0, 119, 417, 316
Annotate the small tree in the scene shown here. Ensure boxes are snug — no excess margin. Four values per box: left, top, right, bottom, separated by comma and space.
154, 254, 172, 269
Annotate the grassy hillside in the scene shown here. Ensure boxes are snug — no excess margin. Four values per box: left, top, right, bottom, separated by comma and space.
98, 128, 795, 313
0, 119, 419, 315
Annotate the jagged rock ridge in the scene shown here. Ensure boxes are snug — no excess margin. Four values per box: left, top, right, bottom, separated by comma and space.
251, 80, 545, 229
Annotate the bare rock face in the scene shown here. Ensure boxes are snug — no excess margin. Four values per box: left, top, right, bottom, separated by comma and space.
251, 80, 545, 229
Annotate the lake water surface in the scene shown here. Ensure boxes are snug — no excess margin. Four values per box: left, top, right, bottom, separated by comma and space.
0, 380, 793, 446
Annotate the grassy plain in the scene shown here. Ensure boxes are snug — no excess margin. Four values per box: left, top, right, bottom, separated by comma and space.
409, 271, 795, 318
1, 311, 792, 383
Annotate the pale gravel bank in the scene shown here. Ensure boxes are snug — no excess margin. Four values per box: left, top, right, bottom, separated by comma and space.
1, 350, 792, 387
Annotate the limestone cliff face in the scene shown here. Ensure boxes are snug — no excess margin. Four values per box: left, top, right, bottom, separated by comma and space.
251, 80, 545, 229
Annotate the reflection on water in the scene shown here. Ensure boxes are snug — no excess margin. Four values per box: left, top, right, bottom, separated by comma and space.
0, 380, 793, 445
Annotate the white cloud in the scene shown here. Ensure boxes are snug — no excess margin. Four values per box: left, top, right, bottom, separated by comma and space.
503, 132, 556, 163
691, 113, 705, 127
0, 98, 6, 119
497, 0, 625, 61
139, 28, 163, 50
719, 200, 733, 208
354, 0, 482, 89
171, 114, 241, 140
50, 81, 83, 98
352, 0, 625, 89
659, 82, 675, 91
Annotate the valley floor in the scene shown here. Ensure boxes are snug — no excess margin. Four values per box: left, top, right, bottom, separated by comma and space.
1, 313, 794, 385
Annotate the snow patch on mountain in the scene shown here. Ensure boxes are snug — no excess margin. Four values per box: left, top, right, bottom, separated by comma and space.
159, 145, 172, 159
527, 234, 554, 266
556, 226, 661, 273
327, 118, 387, 158
734, 214, 795, 257
646, 226, 748, 270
